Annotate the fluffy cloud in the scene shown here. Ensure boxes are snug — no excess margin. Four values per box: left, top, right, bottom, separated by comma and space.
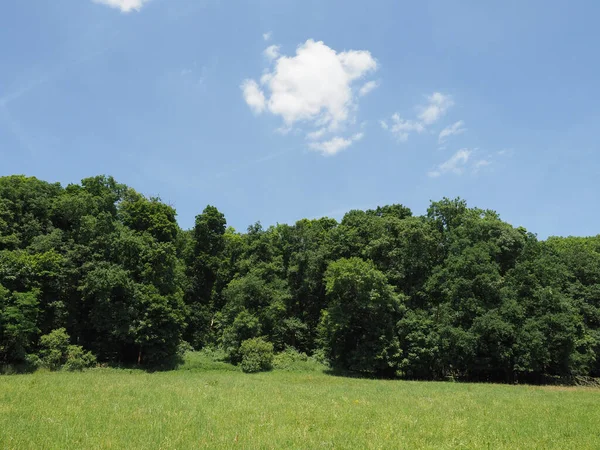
309, 133, 364, 156
263, 32, 272, 41
418, 92, 454, 125
241, 79, 266, 114
359, 80, 379, 97
242, 39, 377, 155
438, 120, 466, 143
263, 45, 281, 61
92, 0, 149, 12
428, 148, 471, 177
260, 40, 376, 127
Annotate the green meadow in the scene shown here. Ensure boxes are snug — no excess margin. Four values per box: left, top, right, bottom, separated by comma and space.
1, 354, 599, 449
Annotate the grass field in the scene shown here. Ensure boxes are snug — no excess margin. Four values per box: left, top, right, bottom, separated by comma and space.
1, 354, 600, 449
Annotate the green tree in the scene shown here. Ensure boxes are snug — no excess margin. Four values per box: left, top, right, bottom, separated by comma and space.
0, 285, 39, 363
319, 257, 404, 375
184, 206, 227, 348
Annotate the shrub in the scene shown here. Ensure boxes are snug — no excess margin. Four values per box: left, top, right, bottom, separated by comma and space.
39, 328, 70, 370
24, 353, 41, 371
39, 328, 96, 371
63, 345, 96, 371
222, 310, 261, 364
272, 347, 327, 372
310, 348, 330, 367
177, 349, 239, 372
198, 346, 228, 362
240, 337, 274, 373
177, 341, 195, 357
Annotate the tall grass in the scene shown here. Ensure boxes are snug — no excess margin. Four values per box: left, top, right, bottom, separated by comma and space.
1, 353, 599, 449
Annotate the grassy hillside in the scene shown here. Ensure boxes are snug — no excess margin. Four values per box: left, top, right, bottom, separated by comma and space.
1, 356, 599, 449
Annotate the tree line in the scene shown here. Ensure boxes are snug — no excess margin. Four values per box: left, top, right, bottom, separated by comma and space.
1, 175, 599, 382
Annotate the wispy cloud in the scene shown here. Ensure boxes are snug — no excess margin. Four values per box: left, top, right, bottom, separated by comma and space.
438, 120, 466, 143
418, 92, 454, 125
0, 105, 36, 155
263, 45, 281, 61
0, 45, 113, 157
428, 148, 494, 178
497, 148, 514, 156
387, 114, 425, 142
214, 148, 295, 178
382, 92, 454, 143
473, 159, 491, 173
306, 128, 328, 140
358, 80, 379, 97
263, 31, 272, 41
428, 148, 472, 177
308, 132, 364, 156
0, 46, 111, 107
92, 0, 150, 12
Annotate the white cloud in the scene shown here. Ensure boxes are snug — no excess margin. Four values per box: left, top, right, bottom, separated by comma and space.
389, 113, 425, 142
382, 92, 454, 143
473, 159, 491, 173
263, 45, 281, 61
438, 120, 466, 143
359, 80, 379, 97
306, 128, 328, 140
497, 148, 514, 156
309, 133, 364, 156
243, 39, 377, 132
418, 92, 454, 125
241, 79, 266, 114
428, 148, 472, 177
263, 32, 272, 41
92, 0, 149, 12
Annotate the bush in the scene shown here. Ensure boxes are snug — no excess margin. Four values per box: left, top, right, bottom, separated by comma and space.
177, 341, 195, 357
240, 337, 274, 373
310, 348, 330, 367
39, 328, 96, 371
272, 347, 327, 372
63, 345, 96, 371
39, 328, 70, 370
177, 349, 239, 372
222, 310, 261, 364
24, 353, 41, 371
198, 346, 228, 362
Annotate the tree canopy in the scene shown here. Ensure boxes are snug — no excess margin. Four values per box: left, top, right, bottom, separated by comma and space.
1, 175, 599, 382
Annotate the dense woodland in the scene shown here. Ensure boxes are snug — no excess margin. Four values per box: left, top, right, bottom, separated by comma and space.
1, 175, 599, 382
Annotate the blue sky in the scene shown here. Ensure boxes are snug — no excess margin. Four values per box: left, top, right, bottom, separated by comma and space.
1, 0, 599, 238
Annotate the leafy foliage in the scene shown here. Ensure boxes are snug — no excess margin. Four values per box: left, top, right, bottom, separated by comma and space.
240, 337, 274, 373
39, 328, 96, 371
1, 175, 599, 382
320, 257, 403, 375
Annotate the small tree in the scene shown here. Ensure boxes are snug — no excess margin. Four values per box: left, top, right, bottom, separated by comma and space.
240, 337, 274, 373
39, 328, 70, 370
39, 328, 96, 371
